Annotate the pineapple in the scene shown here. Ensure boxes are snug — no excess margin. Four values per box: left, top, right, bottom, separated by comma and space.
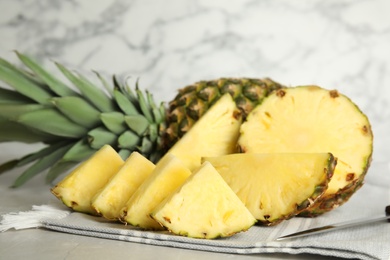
51, 144, 124, 215
120, 153, 192, 230
238, 86, 373, 216
151, 161, 256, 239
0, 52, 283, 187
165, 93, 242, 171
203, 153, 336, 225
91, 152, 155, 220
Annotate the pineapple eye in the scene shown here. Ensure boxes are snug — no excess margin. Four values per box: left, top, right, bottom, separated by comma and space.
346, 173, 355, 181
276, 89, 286, 97
329, 90, 339, 98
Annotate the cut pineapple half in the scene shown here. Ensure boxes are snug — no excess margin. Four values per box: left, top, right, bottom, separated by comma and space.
91, 152, 155, 220
166, 93, 242, 171
238, 86, 373, 216
120, 153, 192, 230
203, 153, 336, 225
152, 162, 256, 239
51, 144, 124, 215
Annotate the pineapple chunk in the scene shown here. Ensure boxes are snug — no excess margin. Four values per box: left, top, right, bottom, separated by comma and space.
120, 153, 192, 230
91, 152, 155, 220
51, 145, 124, 214
166, 93, 242, 171
152, 162, 256, 239
238, 86, 373, 216
203, 153, 336, 225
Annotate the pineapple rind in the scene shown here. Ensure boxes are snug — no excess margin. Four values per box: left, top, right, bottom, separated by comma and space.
299, 171, 365, 217
120, 153, 192, 230
238, 86, 373, 216
203, 153, 336, 226
91, 152, 155, 220
151, 162, 256, 239
51, 144, 124, 215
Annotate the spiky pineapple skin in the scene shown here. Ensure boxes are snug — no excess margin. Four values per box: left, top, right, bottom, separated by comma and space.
164, 77, 284, 149
298, 173, 365, 217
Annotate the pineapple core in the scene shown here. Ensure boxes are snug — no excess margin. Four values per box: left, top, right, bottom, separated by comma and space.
51, 144, 124, 214
152, 162, 256, 239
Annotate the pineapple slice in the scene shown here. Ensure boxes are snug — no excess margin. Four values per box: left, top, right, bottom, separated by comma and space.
203, 153, 336, 225
238, 86, 373, 216
166, 93, 242, 171
120, 153, 192, 230
152, 162, 256, 239
51, 144, 124, 214
91, 152, 155, 220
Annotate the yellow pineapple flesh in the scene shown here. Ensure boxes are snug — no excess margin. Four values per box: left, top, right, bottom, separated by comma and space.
120, 153, 192, 230
91, 152, 155, 220
238, 86, 373, 216
166, 93, 242, 171
203, 153, 336, 225
51, 144, 124, 214
152, 161, 256, 239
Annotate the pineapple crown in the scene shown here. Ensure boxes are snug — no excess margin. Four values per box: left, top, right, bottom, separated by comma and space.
0, 52, 167, 187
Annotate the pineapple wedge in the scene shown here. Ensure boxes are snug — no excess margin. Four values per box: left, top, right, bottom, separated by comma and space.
238, 86, 373, 216
91, 152, 155, 220
203, 153, 336, 225
120, 153, 192, 230
51, 144, 124, 214
166, 93, 242, 171
152, 162, 256, 239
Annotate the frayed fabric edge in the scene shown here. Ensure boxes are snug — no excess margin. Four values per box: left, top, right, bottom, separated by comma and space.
0, 204, 70, 232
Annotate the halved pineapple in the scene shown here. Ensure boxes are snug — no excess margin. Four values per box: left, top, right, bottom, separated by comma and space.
51, 144, 124, 214
166, 93, 242, 171
120, 153, 192, 230
151, 161, 256, 239
203, 153, 336, 225
91, 152, 155, 220
238, 86, 373, 216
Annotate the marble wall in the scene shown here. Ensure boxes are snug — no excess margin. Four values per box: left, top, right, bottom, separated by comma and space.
0, 0, 389, 161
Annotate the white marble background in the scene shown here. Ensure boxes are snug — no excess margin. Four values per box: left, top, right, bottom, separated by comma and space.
0, 0, 389, 162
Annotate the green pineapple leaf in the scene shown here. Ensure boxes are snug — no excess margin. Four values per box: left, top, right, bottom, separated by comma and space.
0, 57, 53, 105
61, 139, 95, 162
17, 108, 88, 138
11, 143, 74, 188
16, 52, 79, 97
0, 87, 34, 104
56, 62, 115, 112
51, 96, 101, 128
100, 112, 126, 134
87, 126, 118, 149
45, 160, 78, 184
